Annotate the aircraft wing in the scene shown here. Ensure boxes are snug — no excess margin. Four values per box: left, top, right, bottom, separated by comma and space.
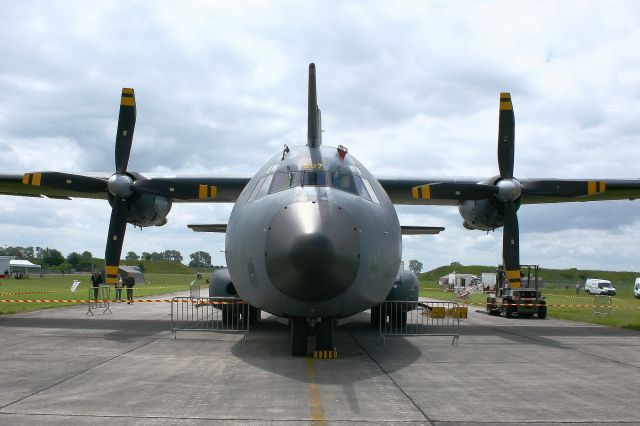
188, 224, 228, 232
400, 226, 444, 235
0, 172, 250, 203
378, 178, 640, 205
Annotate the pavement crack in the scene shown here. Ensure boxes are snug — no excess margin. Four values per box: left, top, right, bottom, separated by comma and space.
344, 327, 434, 426
478, 323, 640, 369
0, 332, 164, 411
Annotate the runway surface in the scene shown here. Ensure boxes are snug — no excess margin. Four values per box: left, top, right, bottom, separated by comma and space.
1, 294, 639, 425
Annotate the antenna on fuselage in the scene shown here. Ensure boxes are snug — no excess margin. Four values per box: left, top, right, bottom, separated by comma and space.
307, 63, 322, 147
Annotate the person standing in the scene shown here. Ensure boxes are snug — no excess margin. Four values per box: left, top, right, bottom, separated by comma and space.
576, 282, 580, 295
125, 274, 135, 304
115, 276, 123, 301
91, 273, 99, 300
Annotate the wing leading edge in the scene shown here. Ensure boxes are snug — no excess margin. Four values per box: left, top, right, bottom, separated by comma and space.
0, 172, 250, 203
378, 178, 640, 205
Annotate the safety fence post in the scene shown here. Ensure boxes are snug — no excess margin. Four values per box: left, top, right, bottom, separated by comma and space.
593, 295, 612, 317
171, 297, 250, 340
86, 285, 112, 316
378, 300, 461, 345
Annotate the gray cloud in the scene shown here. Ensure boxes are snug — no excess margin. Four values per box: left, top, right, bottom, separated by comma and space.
2, 1, 640, 271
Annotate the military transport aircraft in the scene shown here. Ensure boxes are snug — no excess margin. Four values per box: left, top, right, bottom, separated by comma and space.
2, 64, 639, 355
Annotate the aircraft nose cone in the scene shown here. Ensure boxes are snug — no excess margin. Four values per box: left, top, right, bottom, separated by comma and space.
265, 201, 360, 303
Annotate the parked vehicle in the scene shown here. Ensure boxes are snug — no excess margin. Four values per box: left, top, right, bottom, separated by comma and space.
487, 265, 546, 318
584, 278, 616, 296
634, 278, 640, 299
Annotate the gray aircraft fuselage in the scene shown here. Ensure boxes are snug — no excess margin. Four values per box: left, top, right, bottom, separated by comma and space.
225, 144, 402, 318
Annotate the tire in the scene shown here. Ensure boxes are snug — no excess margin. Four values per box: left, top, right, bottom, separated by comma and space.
503, 305, 513, 318
391, 310, 407, 327
221, 304, 240, 327
370, 305, 381, 327
538, 305, 547, 319
316, 318, 334, 350
248, 306, 260, 325
487, 303, 499, 316
291, 317, 308, 356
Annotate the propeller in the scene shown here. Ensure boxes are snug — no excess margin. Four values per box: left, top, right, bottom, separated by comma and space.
496, 93, 521, 287
102, 89, 137, 284
411, 93, 609, 289
21, 89, 223, 284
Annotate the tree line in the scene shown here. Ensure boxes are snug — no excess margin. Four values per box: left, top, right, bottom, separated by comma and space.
0, 246, 216, 271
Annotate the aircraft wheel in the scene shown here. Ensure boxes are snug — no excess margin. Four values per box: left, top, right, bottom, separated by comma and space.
316, 318, 334, 350
248, 306, 261, 325
291, 317, 308, 356
370, 305, 380, 327
221, 304, 240, 327
391, 310, 407, 327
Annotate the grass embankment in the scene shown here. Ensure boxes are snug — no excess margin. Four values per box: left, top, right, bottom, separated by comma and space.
420, 278, 640, 331
420, 265, 639, 293
0, 273, 201, 315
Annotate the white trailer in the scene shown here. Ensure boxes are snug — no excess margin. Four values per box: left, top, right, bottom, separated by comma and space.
481, 272, 496, 289
0, 256, 11, 277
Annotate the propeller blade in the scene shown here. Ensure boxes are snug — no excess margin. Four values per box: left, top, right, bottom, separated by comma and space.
115, 88, 136, 174
132, 179, 218, 200
502, 201, 521, 288
412, 182, 497, 201
105, 198, 128, 285
22, 172, 107, 193
522, 179, 607, 198
497, 92, 515, 179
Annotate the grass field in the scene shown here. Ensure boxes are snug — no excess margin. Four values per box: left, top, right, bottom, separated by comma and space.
2, 273, 640, 331
420, 280, 640, 330
0, 273, 203, 315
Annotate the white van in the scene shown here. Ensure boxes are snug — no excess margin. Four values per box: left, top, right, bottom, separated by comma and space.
634, 278, 640, 299
584, 278, 616, 296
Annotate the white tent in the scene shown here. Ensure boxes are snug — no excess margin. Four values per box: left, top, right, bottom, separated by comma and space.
118, 266, 146, 285
9, 259, 41, 277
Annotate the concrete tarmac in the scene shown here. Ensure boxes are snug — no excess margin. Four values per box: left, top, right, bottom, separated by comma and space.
1, 295, 639, 425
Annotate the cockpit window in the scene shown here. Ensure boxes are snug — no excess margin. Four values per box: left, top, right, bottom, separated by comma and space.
353, 175, 371, 201
332, 172, 357, 194
264, 169, 378, 202
301, 171, 329, 186
269, 171, 299, 193
359, 176, 380, 204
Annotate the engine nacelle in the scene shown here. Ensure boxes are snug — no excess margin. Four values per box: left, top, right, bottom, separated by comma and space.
209, 268, 238, 298
108, 192, 172, 227
385, 270, 419, 302
459, 199, 504, 231
458, 176, 521, 231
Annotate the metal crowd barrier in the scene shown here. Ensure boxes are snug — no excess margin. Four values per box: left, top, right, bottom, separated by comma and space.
378, 300, 461, 345
171, 297, 249, 339
86, 285, 112, 315
593, 295, 612, 317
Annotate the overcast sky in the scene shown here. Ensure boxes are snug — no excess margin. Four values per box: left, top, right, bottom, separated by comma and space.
1, 1, 640, 272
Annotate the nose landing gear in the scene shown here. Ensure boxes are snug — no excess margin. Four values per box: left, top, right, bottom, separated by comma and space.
291, 317, 335, 356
